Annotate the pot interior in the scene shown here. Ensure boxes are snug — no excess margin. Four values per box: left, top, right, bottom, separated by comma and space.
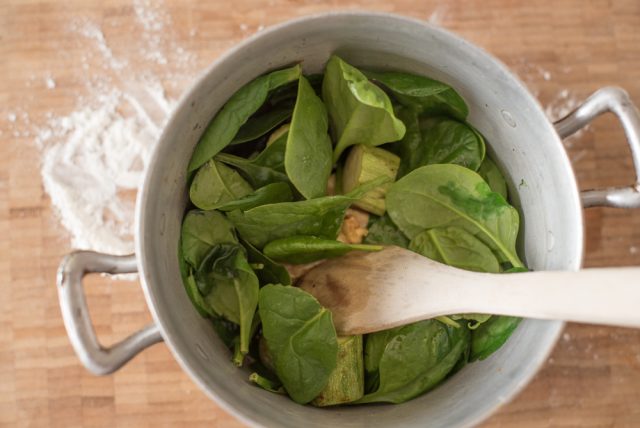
137, 12, 583, 428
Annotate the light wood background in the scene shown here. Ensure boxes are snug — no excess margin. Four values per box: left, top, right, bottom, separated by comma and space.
2, 0, 640, 426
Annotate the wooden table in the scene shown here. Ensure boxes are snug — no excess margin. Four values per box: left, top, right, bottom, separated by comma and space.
2, 1, 640, 426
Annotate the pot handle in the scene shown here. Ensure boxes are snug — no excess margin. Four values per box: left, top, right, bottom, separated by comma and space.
57, 251, 163, 375
554, 86, 640, 208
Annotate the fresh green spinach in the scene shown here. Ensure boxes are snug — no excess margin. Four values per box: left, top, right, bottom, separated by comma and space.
180, 210, 237, 268
188, 64, 302, 172
178, 240, 212, 316
197, 246, 259, 357
469, 316, 521, 362
365, 70, 469, 120
408, 226, 500, 273
249, 372, 285, 394
241, 237, 291, 286
477, 156, 508, 199
216, 130, 290, 188
228, 177, 388, 248
230, 106, 293, 145
263, 236, 382, 264
285, 75, 333, 199
259, 284, 338, 404
210, 317, 240, 349
386, 164, 524, 267
391, 106, 422, 178
216, 182, 293, 212
362, 214, 409, 248
419, 118, 485, 171
227, 195, 354, 249
322, 55, 405, 161
358, 320, 470, 403
189, 160, 253, 210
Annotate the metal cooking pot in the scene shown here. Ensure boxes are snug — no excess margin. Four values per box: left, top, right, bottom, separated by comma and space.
56, 12, 640, 427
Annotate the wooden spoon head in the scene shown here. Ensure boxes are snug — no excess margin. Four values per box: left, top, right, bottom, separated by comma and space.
297, 246, 452, 335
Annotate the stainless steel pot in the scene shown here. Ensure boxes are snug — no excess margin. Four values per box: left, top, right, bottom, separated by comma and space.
56, 12, 640, 427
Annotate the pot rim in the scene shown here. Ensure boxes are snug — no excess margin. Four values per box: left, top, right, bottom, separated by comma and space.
135, 10, 584, 428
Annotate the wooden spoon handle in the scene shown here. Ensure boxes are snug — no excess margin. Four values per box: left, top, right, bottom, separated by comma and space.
460, 267, 640, 328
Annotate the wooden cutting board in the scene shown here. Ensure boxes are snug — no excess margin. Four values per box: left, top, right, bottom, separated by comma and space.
1, 0, 640, 426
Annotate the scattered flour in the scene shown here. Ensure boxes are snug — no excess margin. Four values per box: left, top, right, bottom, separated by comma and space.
544, 89, 590, 154
34, 0, 192, 255
40, 90, 168, 254
512, 58, 590, 157
544, 89, 582, 123
45, 77, 56, 89
428, 6, 448, 25
72, 20, 128, 71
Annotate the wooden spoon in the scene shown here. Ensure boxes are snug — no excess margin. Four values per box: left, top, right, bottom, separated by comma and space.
297, 246, 640, 335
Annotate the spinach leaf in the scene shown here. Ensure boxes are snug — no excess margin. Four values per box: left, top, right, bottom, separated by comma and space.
230, 106, 293, 145
184, 274, 213, 316
362, 214, 409, 248
363, 329, 395, 393
263, 236, 382, 264
285, 75, 333, 199
241, 237, 291, 285
391, 106, 423, 178
227, 195, 354, 249
180, 210, 237, 268
322, 55, 405, 161
216, 131, 289, 188
189, 160, 253, 210
253, 126, 289, 171
216, 153, 289, 188
450, 314, 492, 330
178, 240, 212, 316
197, 246, 259, 356
408, 226, 500, 273
195, 244, 243, 295
419, 119, 485, 171
386, 164, 524, 267
477, 156, 508, 199
188, 64, 302, 172
259, 284, 338, 404
469, 316, 521, 362
449, 333, 471, 376
211, 317, 239, 349
365, 70, 469, 120
269, 73, 324, 106
228, 177, 388, 249
249, 372, 285, 394
217, 182, 293, 212
358, 320, 470, 404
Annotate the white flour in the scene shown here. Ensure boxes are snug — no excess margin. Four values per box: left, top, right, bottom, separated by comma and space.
35, 0, 185, 255
40, 90, 166, 254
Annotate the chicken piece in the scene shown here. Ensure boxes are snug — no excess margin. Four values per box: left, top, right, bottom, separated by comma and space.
338, 208, 370, 244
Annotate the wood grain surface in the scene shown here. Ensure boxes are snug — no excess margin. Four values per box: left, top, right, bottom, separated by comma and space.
2, 1, 640, 426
